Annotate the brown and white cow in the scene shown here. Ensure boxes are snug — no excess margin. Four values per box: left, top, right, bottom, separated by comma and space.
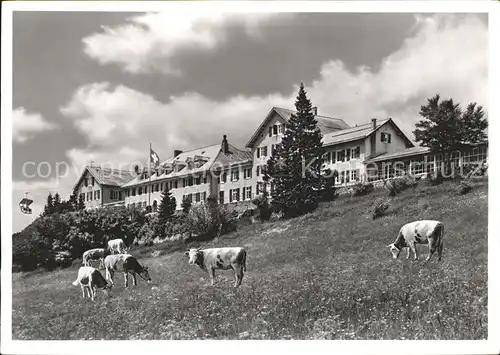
388, 220, 444, 262
82, 248, 109, 269
107, 239, 127, 255
184, 247, 247, 287
72, 266, 112, 301
104, 254, 151, 287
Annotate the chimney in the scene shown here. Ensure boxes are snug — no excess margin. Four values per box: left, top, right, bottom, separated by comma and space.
221, 134, 229, 154
312, 107, 318, 116
174, 150, 183, 157
372, 118, 377, 130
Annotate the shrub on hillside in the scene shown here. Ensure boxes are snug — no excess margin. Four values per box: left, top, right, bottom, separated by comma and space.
387, 176, 418, 197
252, 193, 272, 221
12, 205, 148, 271
372, 199, 390, 219
137, 221, 157, 246
458, 180, 473, 195
463, 162, 488, 179
184, 201, 235, 242
181, 197, 192, 214
426, 169, 444, 186
352, 182, 374, 197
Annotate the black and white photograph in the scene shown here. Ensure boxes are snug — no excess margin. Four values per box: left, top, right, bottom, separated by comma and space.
1, 1, 499, 354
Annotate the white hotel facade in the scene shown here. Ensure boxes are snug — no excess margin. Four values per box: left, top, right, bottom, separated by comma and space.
73, 106, 488, 211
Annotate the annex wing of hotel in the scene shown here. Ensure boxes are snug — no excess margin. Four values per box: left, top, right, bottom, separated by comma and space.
73, 106, 488, 211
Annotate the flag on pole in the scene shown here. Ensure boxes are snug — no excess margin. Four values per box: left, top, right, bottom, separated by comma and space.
150, 147, 160, 168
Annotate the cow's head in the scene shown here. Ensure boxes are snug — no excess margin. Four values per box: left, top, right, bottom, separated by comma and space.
185, 248, 203, 266
140, 266, 152, 283
388, 243, 401, 259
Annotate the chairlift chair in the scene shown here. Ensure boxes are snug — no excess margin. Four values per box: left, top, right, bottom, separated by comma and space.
19, 193, 33, 214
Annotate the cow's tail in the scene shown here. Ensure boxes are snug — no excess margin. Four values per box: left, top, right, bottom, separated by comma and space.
72, 278, 79, 286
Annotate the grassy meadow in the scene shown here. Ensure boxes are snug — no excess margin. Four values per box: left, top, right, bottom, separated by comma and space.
12, 179, 488, 340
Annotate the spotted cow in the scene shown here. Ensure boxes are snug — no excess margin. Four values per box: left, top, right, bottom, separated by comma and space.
185, 247, 247, 287
388, 220, 444, 262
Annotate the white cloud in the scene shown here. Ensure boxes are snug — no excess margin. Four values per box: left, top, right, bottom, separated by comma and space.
306, 14, 487, 139
83, 12, 283, 75
13, 107, 58, 143
64, 14, 487, 171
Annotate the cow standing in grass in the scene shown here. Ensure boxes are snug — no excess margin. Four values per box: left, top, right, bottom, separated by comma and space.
388, 220, 444, 262
185, 247, 247, 287
104, 254, 151, 287
72, 266, 112, 301
107, 238, 127, 255
82, 248, 109, 269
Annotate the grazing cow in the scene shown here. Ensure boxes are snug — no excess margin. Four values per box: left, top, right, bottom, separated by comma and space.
82, 248, 109, 269
107, 238, 127, 255
72, 266, 112, 301
388, 220, 444, 262
184, 247, 247, 287
104, 254, 151, 287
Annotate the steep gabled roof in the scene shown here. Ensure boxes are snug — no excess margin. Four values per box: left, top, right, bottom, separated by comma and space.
122, 141, 252, 188
322, 118, 414, 147
73, 167, 136, 191
245, 106, 350, 148
214, 144, 253, 167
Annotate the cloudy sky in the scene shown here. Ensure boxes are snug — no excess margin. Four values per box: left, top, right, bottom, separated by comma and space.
12, 11, 488, 232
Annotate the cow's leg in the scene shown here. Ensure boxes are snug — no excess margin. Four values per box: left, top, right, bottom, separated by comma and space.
231, 266, 237, 285
426, 237, 436, 262
406, 247, 411, 260
210, 268, 216, 286
106, 269, 115, 286
234, 265, 244, 288
131, 272, 137, 286
80, 284, 86, 299
124, 272, 129, 288
410, 242, 418, 261
437, 241, 443, 261
88, 282, 94, 301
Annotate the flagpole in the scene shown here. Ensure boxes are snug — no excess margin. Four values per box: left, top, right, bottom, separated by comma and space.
148, 142, 152, 208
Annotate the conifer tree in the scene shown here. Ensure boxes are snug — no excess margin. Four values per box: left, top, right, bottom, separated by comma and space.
265, 83, 325, 218
158, 187, 177, 224
43, 193, 54, 216
414, 94, 488, 176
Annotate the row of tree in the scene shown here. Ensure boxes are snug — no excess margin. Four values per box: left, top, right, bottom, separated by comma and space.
42, 189, 85, 216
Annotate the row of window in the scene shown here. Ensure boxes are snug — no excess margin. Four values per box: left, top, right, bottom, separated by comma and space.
338, 169, 360, 184
367, 149, 488, 181
324, 146, 361, 164
183, 191, 208, 203
228, 186, 253, 202
80, 189, 120, 202
216, 167, 253, 183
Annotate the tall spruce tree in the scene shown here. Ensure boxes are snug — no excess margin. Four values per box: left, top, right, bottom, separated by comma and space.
181, 196, 192, 214
53, 193, 62, 214
43, 193, 54, 216
158, 187, 177, 224
414, 94, 488, 175
265, 83, 325, 218
68, 188, 79, 212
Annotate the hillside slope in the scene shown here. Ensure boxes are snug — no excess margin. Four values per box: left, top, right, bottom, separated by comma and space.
12, 180, 488, 340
